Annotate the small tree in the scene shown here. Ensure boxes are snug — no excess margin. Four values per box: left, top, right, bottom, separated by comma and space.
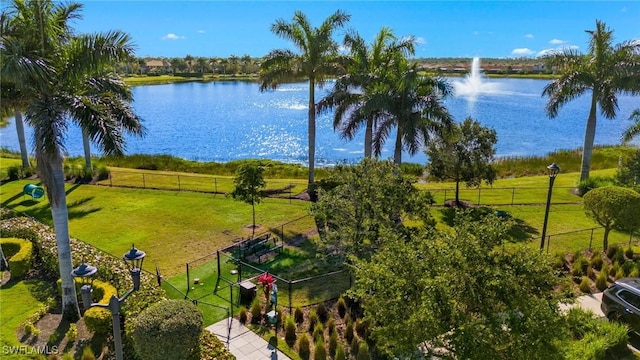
426, 117, 497, 205
615, 149, 640, 192
131, 299, 203, 360
229, 163, 266, 237
583, 186, 640, 250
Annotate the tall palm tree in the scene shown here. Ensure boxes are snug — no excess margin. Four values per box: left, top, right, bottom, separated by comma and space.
318, 28, 415, 159
260, 10, 350, 190
372, 59, 454, 164
622, 109, 640, 143
2, 0, 144, 320
543, 20, 640, 182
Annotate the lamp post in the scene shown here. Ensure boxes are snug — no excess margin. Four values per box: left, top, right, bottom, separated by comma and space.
540, 163, 560, 251
71, 244, 146, 360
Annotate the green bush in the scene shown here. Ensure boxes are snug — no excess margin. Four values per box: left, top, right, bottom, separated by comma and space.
335, 344, 346, 360
355, 318, 369, 339
285, 316, 297, 345
313, 322, 324, 342
345, 317, 354, 343
579, 276, 591, 293
350, 337, 360, 358
326, 316, 336, 335
308, 309, 318, 333
590, 252, 603, 270
356, 342, 370, 360
577, 176, 613, 196
81, 346, 95, 360
596, 270, 609, 291
250, 297, 262, 324
615, 267, 625, 280
314, 339, 327, 360
96, 166, 110, 181
336, 296, 347, 318
57, 278, 117, 334
626, 247, 634, 260
24, 321, 39, 336
294, 306, 304, 323
131, 299, 203, 360
565, 308, 628, 359
7, 165, 20, 180
607, 245, 619, 260
328, 330, 338, 356
552, 252, 566, 269
66, 323, 78, 342
622, 261, 636, 276
239, 306, 248, 324
613, 247, 626, 265
297, 333, 310, 360
0, 238, 33, 278
316, 302, 329, 323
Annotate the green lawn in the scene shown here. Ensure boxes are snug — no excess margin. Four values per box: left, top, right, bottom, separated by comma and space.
0, 279, 50, 359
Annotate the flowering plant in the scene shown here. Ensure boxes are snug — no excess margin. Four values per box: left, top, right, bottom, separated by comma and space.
257, 272, 274, 302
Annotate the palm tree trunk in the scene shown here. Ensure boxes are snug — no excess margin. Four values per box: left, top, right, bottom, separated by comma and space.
580, 96, 598, 182
364, 116, 373, 158
308, 78, 316, 189
394, 128, 402, 165
49, 156, 81, 320
82, 129, 92, 170
14, 111, 31, 168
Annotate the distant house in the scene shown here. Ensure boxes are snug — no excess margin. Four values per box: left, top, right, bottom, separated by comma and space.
142, 59, 171, 74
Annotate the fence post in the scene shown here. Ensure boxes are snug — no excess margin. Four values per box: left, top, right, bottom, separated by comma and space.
214, 178, 217, 196
546, 235, 550, 254
178, 175, 181, 192
217, 250, 221, 276
589, 228, 594, 250
289, 183, 292, 205
109, 173, 113, 187
142, 173, 146, 189
443, 189, 447, 205
186, 263, 190, 292
477, 187, 481, 206
238, 261, 242, 283
511, 188, 515, 206
288, 281, 293, 316
281, 225, 285, 243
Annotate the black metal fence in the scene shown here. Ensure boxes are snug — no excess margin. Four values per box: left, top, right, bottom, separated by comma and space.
537, 227, 640, 254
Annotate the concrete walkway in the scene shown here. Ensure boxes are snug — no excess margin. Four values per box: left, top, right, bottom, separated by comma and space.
560, 292, 605, 317
206, 318, 291, 360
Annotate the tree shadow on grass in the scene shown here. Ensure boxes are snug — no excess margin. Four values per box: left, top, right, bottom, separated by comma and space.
19, 196, 101, 221
439, 206, 538, 243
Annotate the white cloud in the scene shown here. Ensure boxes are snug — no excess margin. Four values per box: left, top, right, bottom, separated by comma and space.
197, 30, 206, 34
525, 34, 534, 39
549, 39, 565, 45
415, 36, 426, 45
512, 48, 535, 56
161, 33, 185, 40
536, 48, 556, 57
536, 44, 580, 58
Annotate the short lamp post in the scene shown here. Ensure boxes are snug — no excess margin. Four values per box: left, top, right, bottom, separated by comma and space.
540, 163, 560, 251
71, 244, 146, 360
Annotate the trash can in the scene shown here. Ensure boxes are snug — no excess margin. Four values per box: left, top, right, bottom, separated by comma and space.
239, 280, 256, 304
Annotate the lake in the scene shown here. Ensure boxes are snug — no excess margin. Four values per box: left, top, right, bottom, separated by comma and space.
0, 78, 638, 165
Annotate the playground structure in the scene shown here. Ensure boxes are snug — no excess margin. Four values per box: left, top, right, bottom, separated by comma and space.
23, 184, 45, 200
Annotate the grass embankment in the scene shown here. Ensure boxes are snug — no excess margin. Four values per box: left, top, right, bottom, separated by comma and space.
122, 74, 258, 86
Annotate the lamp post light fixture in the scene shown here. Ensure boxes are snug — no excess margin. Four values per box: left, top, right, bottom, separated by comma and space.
71, 244, 146, 360
540, 163, 560, 251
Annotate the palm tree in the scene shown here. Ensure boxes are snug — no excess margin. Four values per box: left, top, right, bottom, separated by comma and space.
2, 0, 144, 320
372, 59, 454, 164
318, 28, 415, 159
622, 109, 640, 143
0, 79, 31, 168
543, 20, 640, 182
260, 10, 350, 189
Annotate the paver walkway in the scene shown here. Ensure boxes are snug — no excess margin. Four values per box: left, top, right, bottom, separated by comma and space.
560, 292, 605, 317
207, 318, 291, 360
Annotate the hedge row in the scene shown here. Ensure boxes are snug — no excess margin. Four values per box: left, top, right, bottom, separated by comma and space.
56, 278, 118, 334
1, 237, 33, 278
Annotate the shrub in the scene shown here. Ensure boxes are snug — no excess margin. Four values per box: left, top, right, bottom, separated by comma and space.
57, 278, 117, 335
308, 310, 318, 333
579, 276, 591, 293
622, 261, 636, 276
294, 306, 304, 324
96, 166, 110, 181
328, 330, 338, 356
24, 321, 39, 336
350, 337, 359, 358
345, 317, 354, 343
613, 247, 626, 265
250, 297, 262, 324
590, 252, 603, 270
285, 316, 297, 345
596, 270, 609, 291
607, 245, 618, 260
355, 318, 369, 339
131, 299, 203, 360
572, 258, 588, 277
81, 346, 96, 360
626, 247, 634, 260
577, 177, 612, 196
313, 323, 324, 343
326, 316, 336, 335
552, 252, 565, 269
0, 238, 33, 278
335, 344, 346, 360
7, 165, 20, 181
630, 268, 639, 278
316, 302, 329, 323
314, 339, 327, 360
357, 342, 370, 360
297, 333, 310, 360
66, 323, 78, 342
238, 306, 248, 324
336, 296, 347, 318
615, 267, 625, 280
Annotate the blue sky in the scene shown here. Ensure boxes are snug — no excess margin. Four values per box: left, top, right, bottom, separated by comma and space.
14, 1, 640, 58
